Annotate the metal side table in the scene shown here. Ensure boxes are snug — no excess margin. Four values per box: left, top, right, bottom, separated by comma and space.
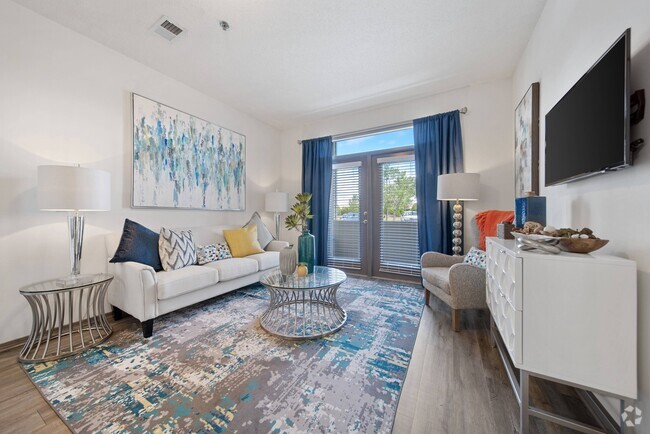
18, 274, 114, 363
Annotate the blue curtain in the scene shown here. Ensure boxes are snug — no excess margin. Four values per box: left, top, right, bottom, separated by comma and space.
414, 111, 464, 255
301, 136, 333, 266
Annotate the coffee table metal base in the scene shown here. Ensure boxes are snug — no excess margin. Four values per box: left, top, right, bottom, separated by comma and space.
259, 284, 347, 340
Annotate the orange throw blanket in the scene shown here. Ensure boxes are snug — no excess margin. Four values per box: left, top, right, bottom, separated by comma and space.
475, 210, 514, 250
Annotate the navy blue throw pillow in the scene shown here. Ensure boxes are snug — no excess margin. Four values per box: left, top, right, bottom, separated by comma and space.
109, 219, 162, 271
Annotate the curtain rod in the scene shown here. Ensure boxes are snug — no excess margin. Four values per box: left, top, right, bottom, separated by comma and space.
297, 106, 468, 145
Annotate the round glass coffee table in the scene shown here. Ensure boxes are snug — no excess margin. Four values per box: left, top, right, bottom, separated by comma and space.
259, 266, 347, 340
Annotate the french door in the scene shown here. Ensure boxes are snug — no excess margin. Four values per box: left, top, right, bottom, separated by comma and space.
328, 158, 369, 274
327, 148, 420, 280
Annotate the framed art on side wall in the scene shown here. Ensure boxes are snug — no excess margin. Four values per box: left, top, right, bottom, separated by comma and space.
131, 93, 246, 210
514, 82, 540, 198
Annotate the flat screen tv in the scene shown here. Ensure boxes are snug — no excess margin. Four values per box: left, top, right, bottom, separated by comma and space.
545, 29, 631, 186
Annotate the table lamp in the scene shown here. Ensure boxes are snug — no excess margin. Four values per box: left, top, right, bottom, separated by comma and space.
38, 165, 111, 284
437, 173, 480, 256
265, 191, 288, 240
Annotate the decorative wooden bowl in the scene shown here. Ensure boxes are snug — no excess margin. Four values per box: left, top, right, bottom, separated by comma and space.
556, 238, 609, 254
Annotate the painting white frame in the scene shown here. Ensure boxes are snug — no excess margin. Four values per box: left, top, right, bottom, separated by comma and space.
131, 93, 246, 211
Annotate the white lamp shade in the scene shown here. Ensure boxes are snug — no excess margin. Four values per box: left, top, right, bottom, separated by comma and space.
38, 165, 111, 211
265, 191, 288, 213
437, 173, 480, 201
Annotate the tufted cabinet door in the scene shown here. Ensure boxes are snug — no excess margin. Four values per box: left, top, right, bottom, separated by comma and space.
486, 240, 523, 365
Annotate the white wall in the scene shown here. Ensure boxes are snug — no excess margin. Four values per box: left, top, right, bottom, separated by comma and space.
513, 0, 650, 428
0, 1, 282, 344
279, 79, 514, 245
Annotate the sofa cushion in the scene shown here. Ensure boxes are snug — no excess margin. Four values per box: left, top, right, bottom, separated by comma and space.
159, 228, 197, 271
110, 219, 163, 271
157, 266, 219, 300
196, 242, 232, 265
223, 226, 265, 258
247, 251, 280, 271
204, 258, 259, 282
463, 247, 487, 269
243, 211, 275, 249
421, 267, 451, 295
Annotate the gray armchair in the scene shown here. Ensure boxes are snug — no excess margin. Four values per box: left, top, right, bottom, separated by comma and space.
420, 217, 486, 331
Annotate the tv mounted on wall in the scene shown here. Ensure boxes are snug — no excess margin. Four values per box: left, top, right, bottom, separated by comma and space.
545, 28, 631, 186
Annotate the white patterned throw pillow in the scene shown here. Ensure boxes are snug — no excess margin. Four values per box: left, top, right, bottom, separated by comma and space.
158, 228, 197, 271
463, 247, 486, 269
196, 243, 232, 265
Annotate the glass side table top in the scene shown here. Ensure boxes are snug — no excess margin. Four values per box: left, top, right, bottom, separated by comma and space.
260, 266, 347, 290
19, 274, 113, 293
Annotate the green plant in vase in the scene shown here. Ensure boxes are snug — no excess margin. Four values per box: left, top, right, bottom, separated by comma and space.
285, 193, 315, 273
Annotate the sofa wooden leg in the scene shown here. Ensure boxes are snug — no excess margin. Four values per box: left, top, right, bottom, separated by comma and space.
112, 306, 124, 321
142, 319, 154, 338
424, 290, 430, 306
452, 309, 461, 332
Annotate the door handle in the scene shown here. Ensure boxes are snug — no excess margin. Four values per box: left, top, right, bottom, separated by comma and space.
362, 219, 368, 224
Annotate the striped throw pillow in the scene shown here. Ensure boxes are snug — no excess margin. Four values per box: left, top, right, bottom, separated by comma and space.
158, 228, 197, 271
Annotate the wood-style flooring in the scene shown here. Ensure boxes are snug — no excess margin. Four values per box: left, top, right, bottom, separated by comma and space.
394, 295, 598, 433
0, 290, 598, 433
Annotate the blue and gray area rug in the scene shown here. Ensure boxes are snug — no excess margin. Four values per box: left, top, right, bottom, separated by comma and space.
25, 277, 423, 433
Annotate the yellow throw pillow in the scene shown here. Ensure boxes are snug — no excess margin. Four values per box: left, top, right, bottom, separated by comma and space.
223, 225, 265, 258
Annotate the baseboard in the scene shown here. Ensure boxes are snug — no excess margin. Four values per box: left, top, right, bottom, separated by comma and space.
0, 312, 119, 355
0, 335, 28, 353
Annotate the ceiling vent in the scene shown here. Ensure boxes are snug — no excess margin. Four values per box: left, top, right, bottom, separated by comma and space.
151, 16, 185, 42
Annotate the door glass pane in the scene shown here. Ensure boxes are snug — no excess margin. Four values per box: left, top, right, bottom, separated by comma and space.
378, 158, 420, 276
328, 164, 361, 270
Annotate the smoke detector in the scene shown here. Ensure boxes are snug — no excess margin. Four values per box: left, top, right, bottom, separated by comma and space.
151, 16, 185, 42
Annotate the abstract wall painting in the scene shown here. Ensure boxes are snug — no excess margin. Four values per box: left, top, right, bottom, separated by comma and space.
132, 94, 245, 210
515, 82, 540, 198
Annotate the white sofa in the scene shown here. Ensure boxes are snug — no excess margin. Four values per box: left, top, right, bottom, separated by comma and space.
105, 225, 289, 337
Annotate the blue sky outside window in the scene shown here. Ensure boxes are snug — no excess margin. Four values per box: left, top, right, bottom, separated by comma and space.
335, 128, 414, 156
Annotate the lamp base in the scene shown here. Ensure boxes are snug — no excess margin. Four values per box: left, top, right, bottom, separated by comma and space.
68, 213, 84, 275
274, 212, 281, 240
452, 200, 463, 256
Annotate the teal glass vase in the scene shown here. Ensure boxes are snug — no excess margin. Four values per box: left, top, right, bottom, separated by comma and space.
298, 229, 315, 273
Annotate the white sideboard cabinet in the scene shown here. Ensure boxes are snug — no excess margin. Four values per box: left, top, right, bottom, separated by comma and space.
485, 237, 637, 433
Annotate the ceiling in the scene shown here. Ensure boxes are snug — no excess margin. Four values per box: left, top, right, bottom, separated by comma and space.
13, 0, 547, 128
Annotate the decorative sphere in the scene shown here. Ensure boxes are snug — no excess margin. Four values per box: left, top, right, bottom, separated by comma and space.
453, 221, 463, 229
453, 238, 462, 245
296, 264, 308, 277
453, 229, 462, 237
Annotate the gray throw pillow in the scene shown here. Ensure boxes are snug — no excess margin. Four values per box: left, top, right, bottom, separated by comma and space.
243, 212, 274, 249
158, 228, 197, 271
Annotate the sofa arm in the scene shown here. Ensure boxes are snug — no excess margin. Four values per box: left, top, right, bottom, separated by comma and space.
107, 261, 158, 322
266, 240, 290, 252
447, 263, 487, 309
421, 252, 464, 268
